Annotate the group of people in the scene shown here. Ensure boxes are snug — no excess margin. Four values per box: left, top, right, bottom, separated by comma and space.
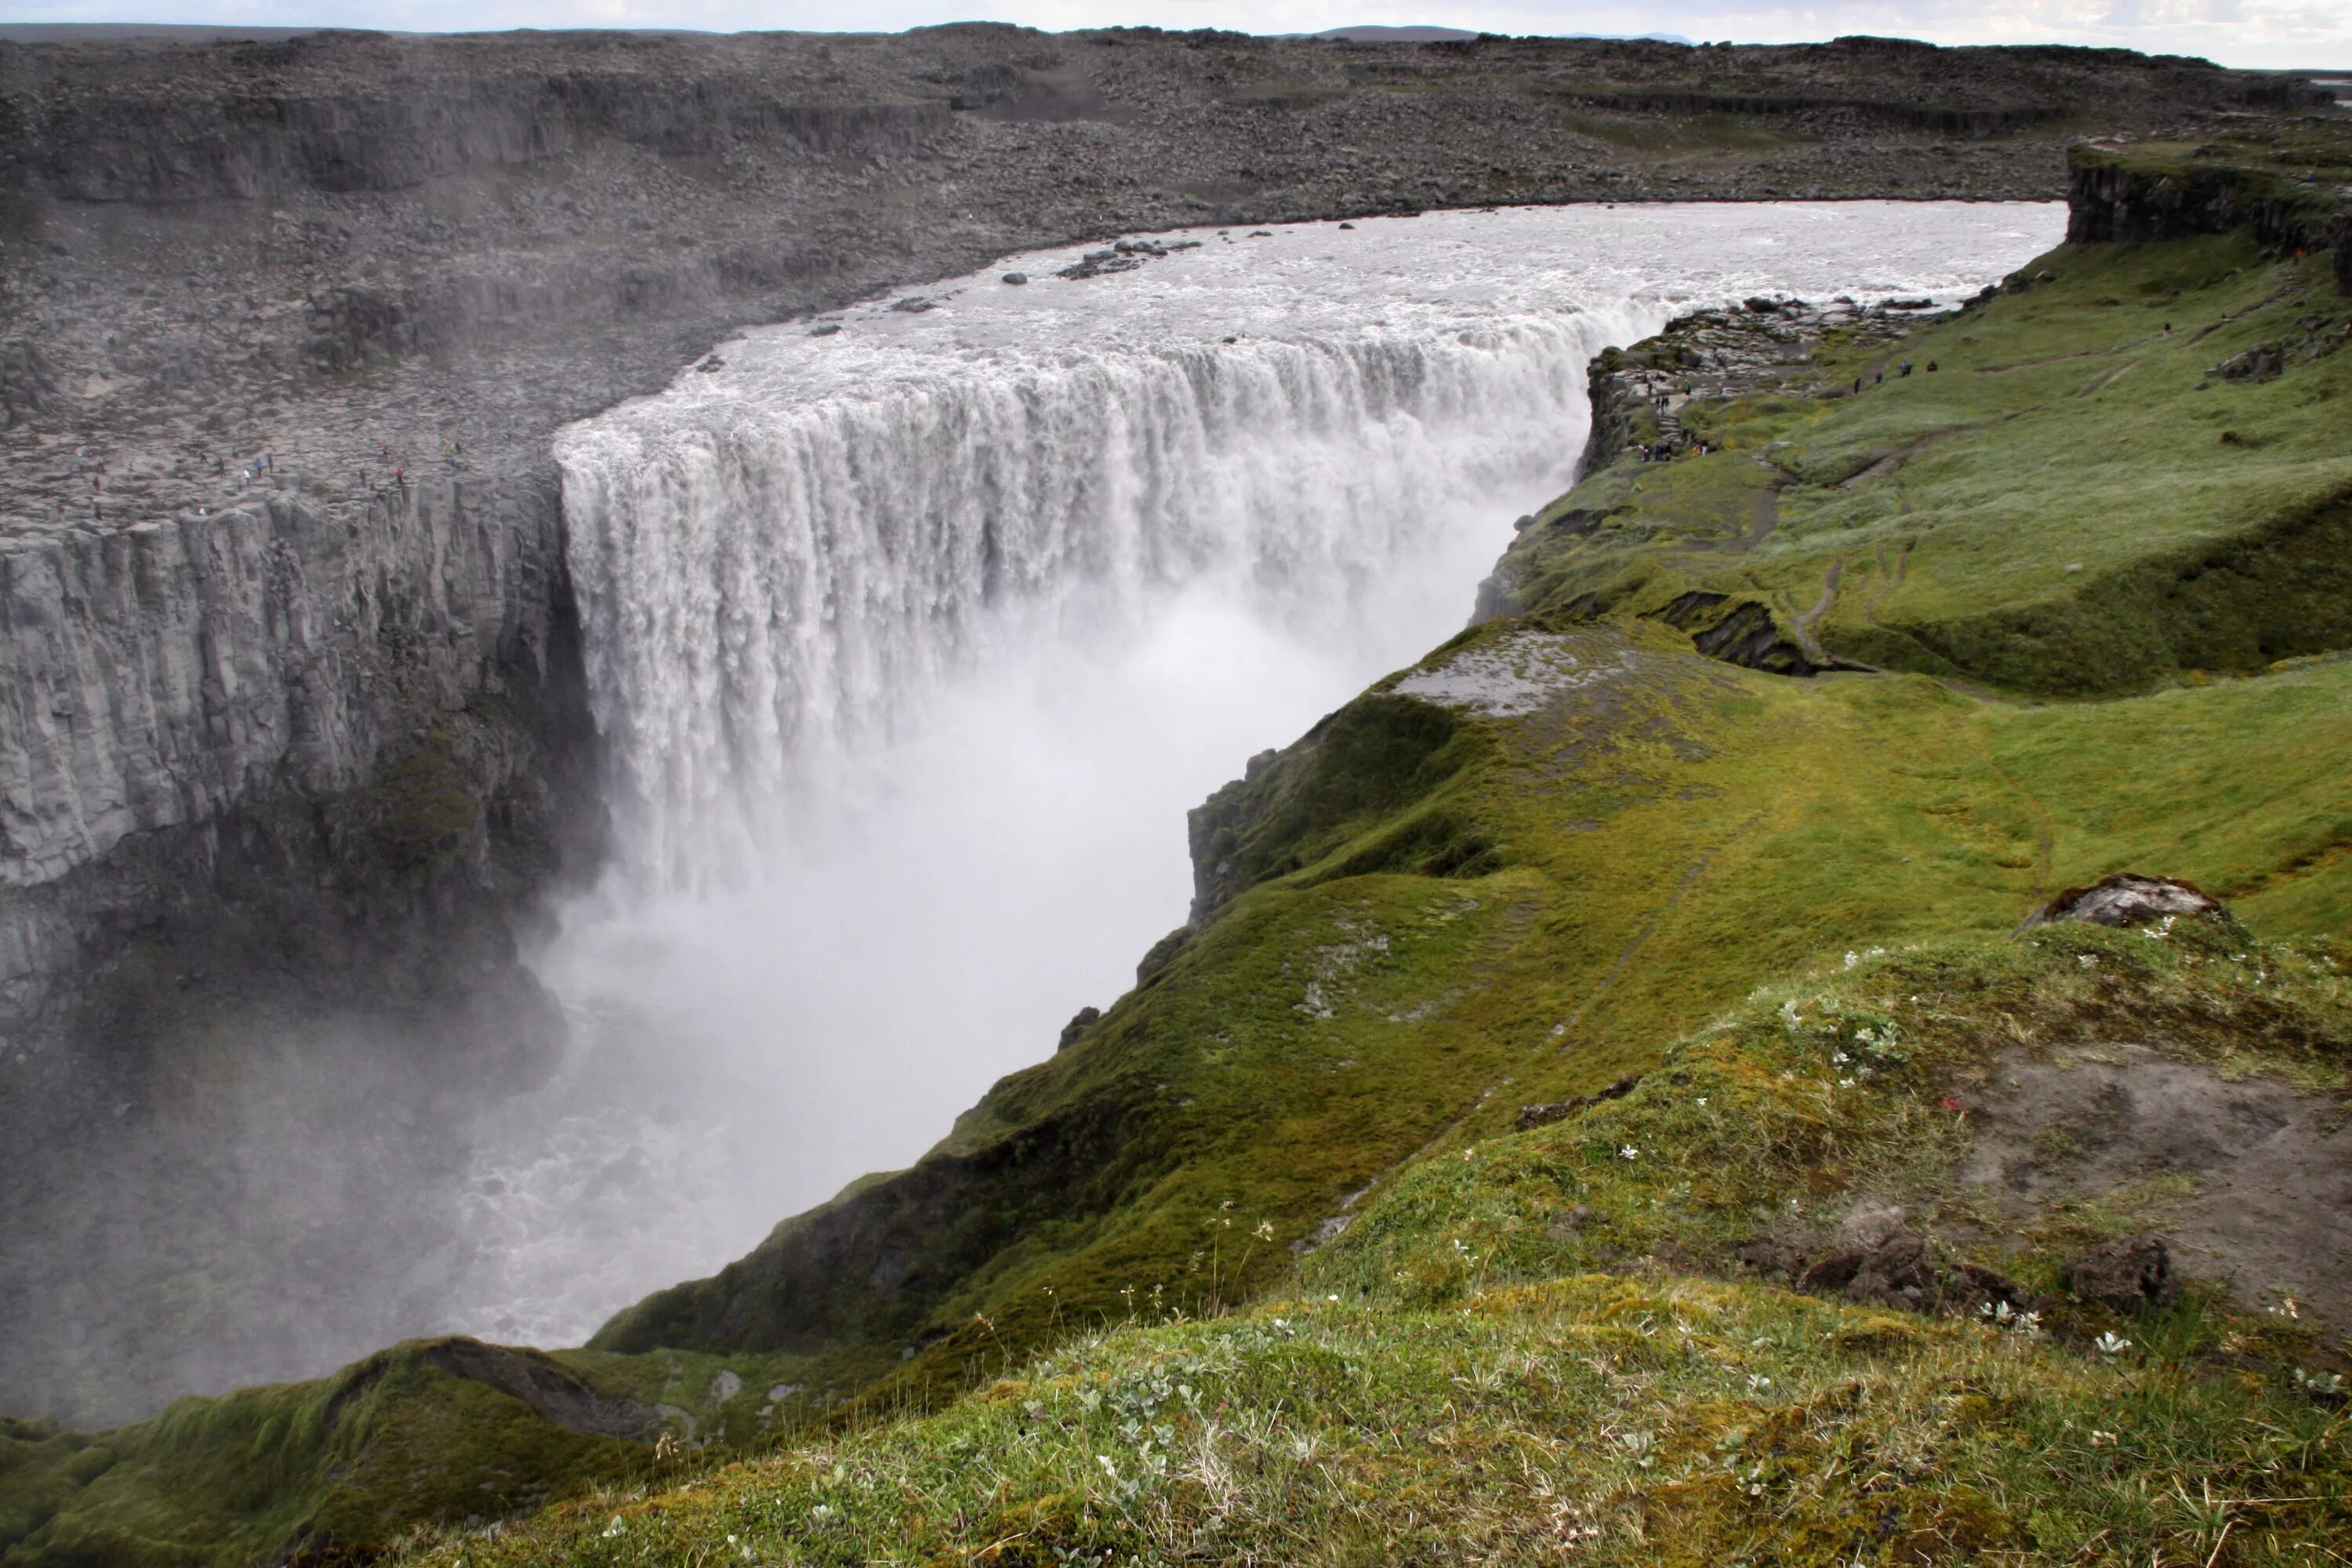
55, 442, 277, 525
358, 436, 470, 500
42, 435, 474, 530
42, 430, 497, 531
1639, 387, 1709, 462
1853, 360, 1938, 394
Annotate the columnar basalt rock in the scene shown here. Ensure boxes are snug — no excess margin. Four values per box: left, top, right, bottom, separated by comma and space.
2065, 140, 2352, 290
1, 475, 569, 1032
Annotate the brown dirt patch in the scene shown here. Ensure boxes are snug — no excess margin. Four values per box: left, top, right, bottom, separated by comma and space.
1955, 1044, 2352, 1338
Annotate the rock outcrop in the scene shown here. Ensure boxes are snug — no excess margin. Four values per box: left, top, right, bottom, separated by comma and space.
2, 480, 548, 872
2036, 873, 2223, 930
2066, 141, 2352, 293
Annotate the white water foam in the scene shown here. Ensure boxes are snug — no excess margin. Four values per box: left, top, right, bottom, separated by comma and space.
445, 201, 2065, 1347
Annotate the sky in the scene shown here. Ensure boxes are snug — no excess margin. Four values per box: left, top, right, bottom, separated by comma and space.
2, 0, 2347, 71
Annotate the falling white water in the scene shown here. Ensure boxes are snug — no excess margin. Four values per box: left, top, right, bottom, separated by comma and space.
441, 201, 2065, 1348
560, 319, 1607, 885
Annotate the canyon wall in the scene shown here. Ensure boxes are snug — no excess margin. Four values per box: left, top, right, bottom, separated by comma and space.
2067, 142, 2352, 278
1, 477, 571, 1025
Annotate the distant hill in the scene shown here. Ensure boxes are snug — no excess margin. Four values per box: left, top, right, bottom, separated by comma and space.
2, 20, 1708, 49
1311, 25, 1482, 42
0, 22, 323, 42
1310, 23, 1697, 44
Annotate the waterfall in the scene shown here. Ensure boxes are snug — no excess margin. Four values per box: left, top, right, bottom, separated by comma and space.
557, 317, 1614, 886
487, 202, 2070, 1349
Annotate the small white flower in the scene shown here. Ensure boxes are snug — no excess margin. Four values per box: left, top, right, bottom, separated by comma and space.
1620, 1145, 1639, 1160
1843, 951, 1860, 969
2093, 1331, 2132, 1356
1695, 1096, 1708, 1106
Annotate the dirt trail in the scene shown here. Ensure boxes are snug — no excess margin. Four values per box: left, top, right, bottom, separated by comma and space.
1839, 428, 1960, 490
1789, 561, 1843, 660
1747, 476, 1784, 549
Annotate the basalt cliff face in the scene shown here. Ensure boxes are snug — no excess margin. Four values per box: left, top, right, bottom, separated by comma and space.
0, 470, 593, 1425
2, 477, 575, 1019
0, 17, 2331, 1427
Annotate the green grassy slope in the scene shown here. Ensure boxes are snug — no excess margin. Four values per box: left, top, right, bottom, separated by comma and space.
590, 616, 2352, 1408
1486, 197, 2352, 695
401, 921, 2352, 1568
0, 1343, 650, 1566
9, 136, 2352, 1563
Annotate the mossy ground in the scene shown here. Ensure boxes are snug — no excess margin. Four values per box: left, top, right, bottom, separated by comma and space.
401, 1283, 2350, 1568
1490, 232, 2352, 695
1310, 918, 2350, 1311
12, 188, 2352, 1561
0, 1345, 646, 1567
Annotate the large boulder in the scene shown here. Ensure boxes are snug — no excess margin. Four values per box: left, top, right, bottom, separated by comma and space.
2036, 873, 2221, 928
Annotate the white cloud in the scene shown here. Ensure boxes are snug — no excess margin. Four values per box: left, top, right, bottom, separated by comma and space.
4, 0, 2344, 68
